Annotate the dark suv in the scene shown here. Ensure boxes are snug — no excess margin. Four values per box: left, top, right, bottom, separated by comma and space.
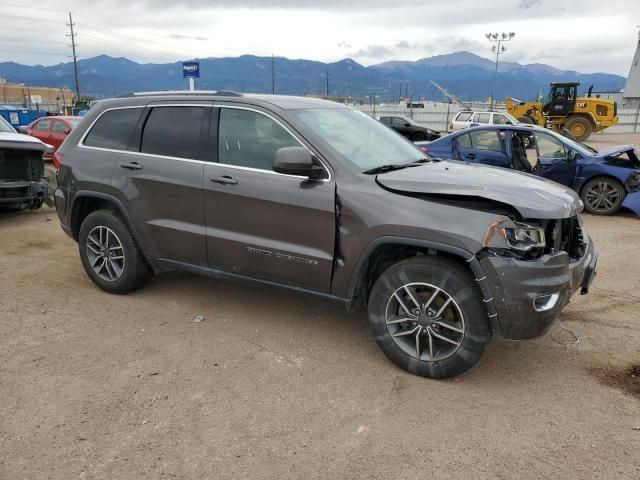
54, 92, 597, 378
379, 115, 440, 141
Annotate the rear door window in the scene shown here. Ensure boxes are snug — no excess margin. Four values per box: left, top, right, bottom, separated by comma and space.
140, 106, 207, 159
468, 130, 503, 151
34, 119, 51, 131
455, 112, 473, 122
83, 108, 143, 150
473, 113, 490, 124
52, 120, 67, 133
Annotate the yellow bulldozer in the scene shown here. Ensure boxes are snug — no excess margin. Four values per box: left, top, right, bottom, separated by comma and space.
506, 82, 618, 141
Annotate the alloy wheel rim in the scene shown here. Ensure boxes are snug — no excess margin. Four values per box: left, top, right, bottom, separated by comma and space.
385, 282, 465, 362
585, 181, 620, 212
86, 226, 125, 282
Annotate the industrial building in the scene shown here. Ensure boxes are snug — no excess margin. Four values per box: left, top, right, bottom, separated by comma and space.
0, 80, 73, 113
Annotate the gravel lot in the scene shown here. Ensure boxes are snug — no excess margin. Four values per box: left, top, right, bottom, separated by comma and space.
1, 133, 639, 479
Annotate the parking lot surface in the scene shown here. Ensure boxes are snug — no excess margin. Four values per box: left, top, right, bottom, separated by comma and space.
1, 134, 639, 479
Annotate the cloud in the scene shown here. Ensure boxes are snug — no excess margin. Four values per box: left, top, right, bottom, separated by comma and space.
349, 45, 393, 58
168, 34, 208, 41
337, 41, 351, 48
518, 0, 542, 8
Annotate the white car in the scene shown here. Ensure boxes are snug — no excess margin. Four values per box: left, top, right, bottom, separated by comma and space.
449, 111, 520, 133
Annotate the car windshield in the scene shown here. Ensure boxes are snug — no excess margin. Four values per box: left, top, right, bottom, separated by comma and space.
504, 112, 520, 124
67, 118, 81, 128
0, 116, 16, 133
397, 116, 419, 126
294, 108, 429, 171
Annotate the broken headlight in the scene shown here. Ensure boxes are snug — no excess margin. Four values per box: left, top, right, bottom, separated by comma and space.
502, 223, 546, 252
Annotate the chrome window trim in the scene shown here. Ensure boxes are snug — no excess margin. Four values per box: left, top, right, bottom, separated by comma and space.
215, 104, 331, 182
77, 104, 332, 182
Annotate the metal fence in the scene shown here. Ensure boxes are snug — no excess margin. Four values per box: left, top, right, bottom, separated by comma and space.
354, 102, 640, 135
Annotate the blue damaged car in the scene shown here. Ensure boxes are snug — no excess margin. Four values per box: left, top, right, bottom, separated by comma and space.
416, 125, 640, 216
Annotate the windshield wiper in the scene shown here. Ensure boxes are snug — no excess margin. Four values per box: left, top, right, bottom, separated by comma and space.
363, 158, 429, 175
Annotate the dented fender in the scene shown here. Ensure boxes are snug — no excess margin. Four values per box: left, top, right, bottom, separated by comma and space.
622, 191, 640, 217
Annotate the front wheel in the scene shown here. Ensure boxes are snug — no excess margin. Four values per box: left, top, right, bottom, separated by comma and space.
368, 256, 491, 379
581, 177, 625, 215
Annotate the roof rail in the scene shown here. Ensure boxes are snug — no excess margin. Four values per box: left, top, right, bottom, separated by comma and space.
129, 90, 243, 97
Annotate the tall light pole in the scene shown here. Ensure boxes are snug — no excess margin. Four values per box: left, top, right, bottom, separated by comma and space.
485, 32, 515, 110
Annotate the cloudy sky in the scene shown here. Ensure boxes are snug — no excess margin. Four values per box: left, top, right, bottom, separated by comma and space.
1, 0, 638, 75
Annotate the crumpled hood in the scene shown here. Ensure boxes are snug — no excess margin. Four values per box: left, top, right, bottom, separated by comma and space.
376, 160, 582, 219
597, 144, 636, 157
0, 132, 54, 152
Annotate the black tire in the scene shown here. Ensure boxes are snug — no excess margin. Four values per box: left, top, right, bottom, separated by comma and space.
564, 116, 592, 142
368, 256, 491, 379
580, 177, 625, 215
412, 131, 427, 142
78, 209, 151, 294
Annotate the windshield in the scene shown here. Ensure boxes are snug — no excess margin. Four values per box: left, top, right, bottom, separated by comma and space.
0, 116, 16, 133
294, 108, 428, 171
398, 116, 419, 126
504, 112, 520, 124
67, 118, 81, 128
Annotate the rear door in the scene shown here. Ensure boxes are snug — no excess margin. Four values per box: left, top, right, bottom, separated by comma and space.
203, 105, 335, 292
533, 131, 575, 186
50, 120, 69, 150
108, 103, 209, 266
453, 129, 510, 167
30, 118, 51, 143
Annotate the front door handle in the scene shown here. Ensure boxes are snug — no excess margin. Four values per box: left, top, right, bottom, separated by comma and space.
120, 162, 143, 170
210, 175, 238, 185
466, 153, 476, 159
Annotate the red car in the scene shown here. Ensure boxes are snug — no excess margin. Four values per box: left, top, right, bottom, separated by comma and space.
26, 116, 81, 157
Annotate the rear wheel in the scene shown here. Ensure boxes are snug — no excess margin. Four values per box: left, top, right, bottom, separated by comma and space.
581, 177, 625, 215
78, 209, 151, 293
565, 116, 593, 142
367, 256, 491, 379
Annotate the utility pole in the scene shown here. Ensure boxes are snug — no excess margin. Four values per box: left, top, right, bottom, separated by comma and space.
67, 12, 81, 103
271, 54, 275, 94
325, 68, 329, 97
485, 32, 515, 110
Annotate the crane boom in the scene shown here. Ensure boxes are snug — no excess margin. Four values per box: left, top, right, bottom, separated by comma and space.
429, 80, 472, 110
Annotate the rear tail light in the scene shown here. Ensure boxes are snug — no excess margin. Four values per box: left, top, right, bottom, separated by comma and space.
419, 146, 428, 153
53, 151, 63, 168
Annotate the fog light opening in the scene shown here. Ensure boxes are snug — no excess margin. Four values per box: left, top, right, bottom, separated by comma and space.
533, 293, 560, 312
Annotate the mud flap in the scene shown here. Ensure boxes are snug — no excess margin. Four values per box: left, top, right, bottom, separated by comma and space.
621, 191, 640, 216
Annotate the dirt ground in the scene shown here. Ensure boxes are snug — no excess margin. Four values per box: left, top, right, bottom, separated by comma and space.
1, 133, 639, 479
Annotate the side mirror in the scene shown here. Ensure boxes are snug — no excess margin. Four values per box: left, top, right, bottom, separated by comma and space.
273, 146, 324, 179
568, 149, 578, 161
63, 127, 71, 135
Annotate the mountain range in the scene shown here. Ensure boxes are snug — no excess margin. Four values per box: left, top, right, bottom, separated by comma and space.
0, 51, 625, 101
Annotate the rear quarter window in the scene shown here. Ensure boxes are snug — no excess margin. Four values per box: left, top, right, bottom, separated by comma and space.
83, 108, 143, 150
454, 112, 473, 122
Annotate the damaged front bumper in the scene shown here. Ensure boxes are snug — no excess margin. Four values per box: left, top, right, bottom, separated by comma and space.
621, 191, 640, 216
0, 181, 48, 206
479, 236, 597, 340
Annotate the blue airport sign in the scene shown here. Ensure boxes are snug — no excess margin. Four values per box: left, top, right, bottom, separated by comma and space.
182, 61, 200, 78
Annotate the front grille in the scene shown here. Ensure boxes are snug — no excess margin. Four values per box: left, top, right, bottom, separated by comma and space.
0, 186, 29, 199
549, 216, 586, 260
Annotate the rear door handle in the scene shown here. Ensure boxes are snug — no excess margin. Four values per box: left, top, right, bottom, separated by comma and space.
210, 175, 238, 185
120, 162, 143, 170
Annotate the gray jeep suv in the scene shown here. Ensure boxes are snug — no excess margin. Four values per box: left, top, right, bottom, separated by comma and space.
54, 92, 597, 378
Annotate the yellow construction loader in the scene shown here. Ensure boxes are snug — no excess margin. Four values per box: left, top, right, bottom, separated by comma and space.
506, 82, 618, 141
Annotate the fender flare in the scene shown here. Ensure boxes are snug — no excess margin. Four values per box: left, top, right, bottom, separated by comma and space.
345, 236, 500, 333
70, 191, 145, 249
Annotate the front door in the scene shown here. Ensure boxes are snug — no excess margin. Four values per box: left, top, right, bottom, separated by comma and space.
203, 106, 335, 292
109, 104, 210, 266
454, 129, 510, 168
532, 131, 575, 186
